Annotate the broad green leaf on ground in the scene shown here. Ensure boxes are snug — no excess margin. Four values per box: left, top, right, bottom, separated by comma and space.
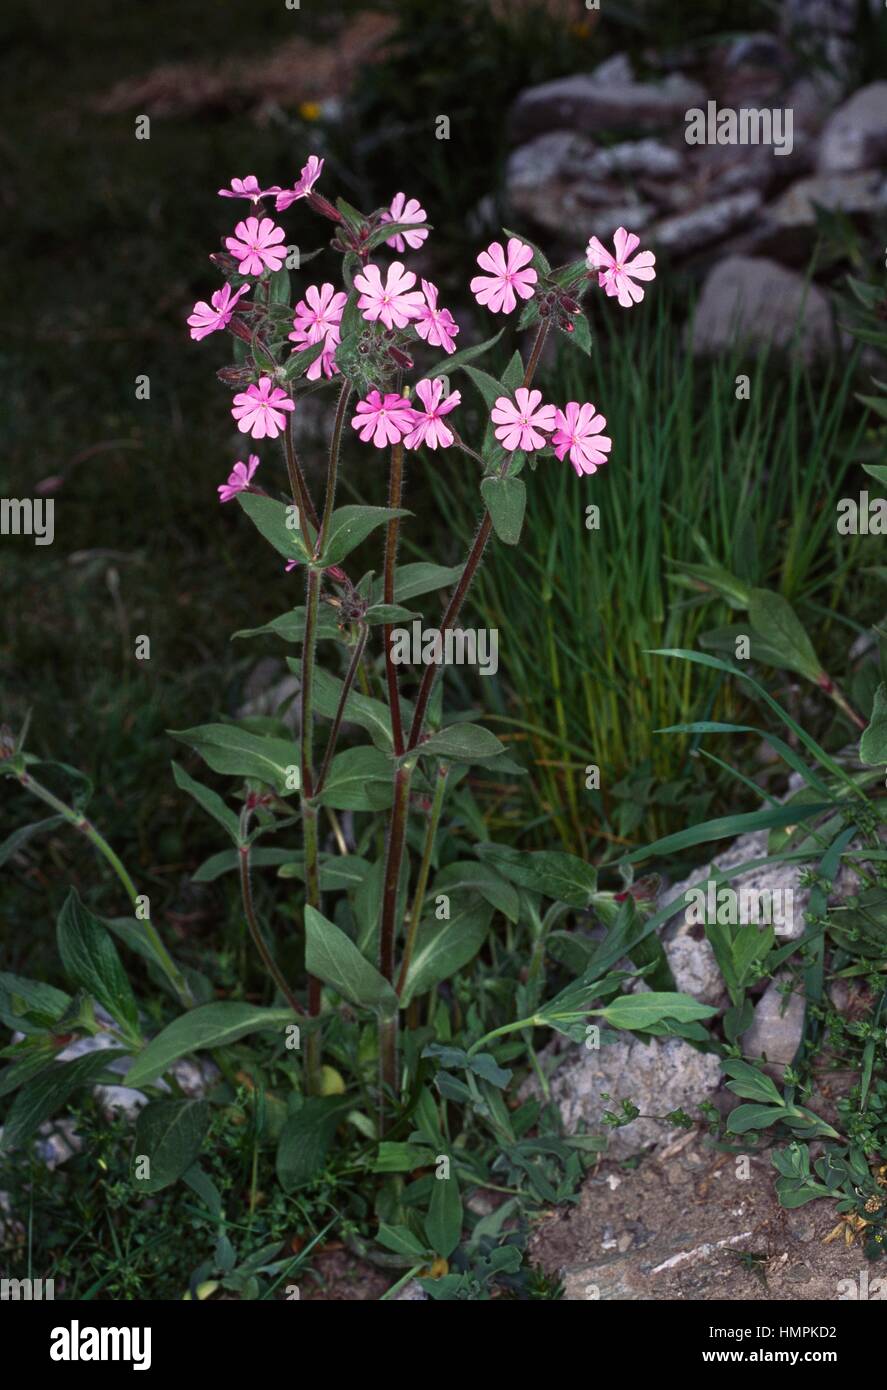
475, 843, 597, 907
598, 992, 717, 1030
126, 1003, 297, 1089
726, 1103, 787, 1135
747, 589, 823, 682
318, 506, 411, 568
860, 682, 887, 765
0, 1049, 126, 1152
276, 1096, 351, 1191
57, 890, 140, 1037
426, 1169, 463, 1258
721, 1058, 783, 1106
172, 762, 241, 843
132, 1099, 212, 1192
169, 724, 299, 796
305, 906, 398, 1014
400, 902, 493, 1007
481, 475, 526, 545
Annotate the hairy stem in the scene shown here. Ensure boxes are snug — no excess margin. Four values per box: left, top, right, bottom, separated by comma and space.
238, 835, 303, 1016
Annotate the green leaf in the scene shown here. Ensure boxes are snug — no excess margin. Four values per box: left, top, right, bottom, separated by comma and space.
267, 266, 291, 306
232, 606, 343, 645
432, 861, 520, 923
0, 816, 64, 868
386, 562, 463, 603
277, 853, 371, 891
236, 493, 308, 563
721, 1058, 784, 1106
726, 1103, 786, 1135
475, 843, 597, 907
376, 1222, 430, 1261
414, 723, 504, 764
480, 475, 526, 545
373, 1140, 436, 1173
304, 906, 398, 1014
172, 762, 241, 843
426, 1170, 463, 1258
462, 364, 506, 411
501, 226, 551, 275
860, 682, 887, 766
0, 972, 72, 1035
125, 1002, 297, 1089
364, 218, 433, 252
319, 506, 411, 568
0, 1048, 126, 1152
132, 1099, 212, 1192
444, 329, 505, 374
286, 658, 399, 751
862, 462, 887, 485
282, 337, 327, 381
566, 311, 592, 356
315, 746, 394, 810
169, 723, 299, 797
400, 902, 493, 1007
599, 992, 717, 1030
192, 847, 293, 883
276, 1096, 350, 1191
747, 589, 823, 682
57, 890, 140, 1038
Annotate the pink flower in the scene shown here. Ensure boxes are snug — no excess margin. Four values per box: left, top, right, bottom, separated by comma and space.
288, 282, 347, 380
491, 388, 556, 453
552, 402, 612, 476
354, 261, 424, 330
218, 454, 260, 502
187, 283, 250, 341
231, 377, 295, 440
470, 238, 537, 315
225, 216, 287, 277
351, 390, 413, 449
414, 280, 459, 354
404, 378, 461, 450
586, 227, 656, 308
218, 175, 272, 204
381, 192, 428, 252
271, 155, 324, 212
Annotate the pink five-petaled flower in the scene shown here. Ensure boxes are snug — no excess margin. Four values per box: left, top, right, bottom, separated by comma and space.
218, 175, 272, 204
351, 390, 413, 449
470, 237, 537, 315
187, 283, 250, 341
414, 279, 459, 355
353, 261, 424, 330
225, 216, 287, 277
404, 378, 461, 451
271, 155, 324, 212
231, 377, 295, 440
552, 402, 612, 477
289, 282, 347, 380
491, 388, 556, 453
585, 227, 656, 309
381, 192, 429, 253
218, 454, 260, 502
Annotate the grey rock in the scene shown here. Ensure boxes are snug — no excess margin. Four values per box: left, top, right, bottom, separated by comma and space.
544, 1035, 722, 1159
394, 1279, 429, 1301
818, 83, 887, 172
590, 52, 635, 86
652, 190, 762, 255
660, 828, 811, 945
722, 32, 794, 71
783, 0, 858, 34
585, 138, 684, 180
741, 976, 806, 1071
505, 131, 656, 242
690, 255, 835, 360
771, 169, 887, 225
508, 70, 707, 144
